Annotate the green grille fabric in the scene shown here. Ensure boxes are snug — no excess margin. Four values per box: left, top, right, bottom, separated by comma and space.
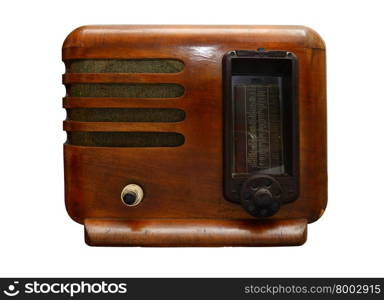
67, 59, 184, 73
67, 83, 184, 98
67, 108, 185, 122
67, 132, 185, 147
65, 60, 185, 147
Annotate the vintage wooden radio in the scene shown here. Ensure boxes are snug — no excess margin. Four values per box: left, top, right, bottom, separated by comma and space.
62, 25, 327, 246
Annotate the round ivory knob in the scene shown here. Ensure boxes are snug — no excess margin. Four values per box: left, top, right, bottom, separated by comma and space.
121, 184, 144, 207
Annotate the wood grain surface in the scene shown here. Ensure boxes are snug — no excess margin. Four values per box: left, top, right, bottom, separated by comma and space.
62, 25, 327, 246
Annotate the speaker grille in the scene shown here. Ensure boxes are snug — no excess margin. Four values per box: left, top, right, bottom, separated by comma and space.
67, 83, 184, 98
68, 83, 184, 98
67, 132, 184, 147
63, 58, 186, 148
67, 59, 184, 73
67, 108, 185, 122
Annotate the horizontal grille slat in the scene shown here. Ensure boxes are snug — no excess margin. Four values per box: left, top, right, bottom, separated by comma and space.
63, 97, 184, 108
67, 59, 184, 73
66, 108, 185, 122
63, 121, 184, 132
67, 83, 184, 98
67, 132, 185, 147
62, 73, 184, 84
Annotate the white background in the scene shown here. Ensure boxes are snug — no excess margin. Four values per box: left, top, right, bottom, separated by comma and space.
0, 0, 383, 277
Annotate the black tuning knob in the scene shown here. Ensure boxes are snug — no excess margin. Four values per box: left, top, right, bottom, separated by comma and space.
240, 175, 282, 217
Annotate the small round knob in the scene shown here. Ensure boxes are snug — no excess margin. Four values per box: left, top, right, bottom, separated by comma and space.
121, 184, 144, 207
241, 175, 282, 217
